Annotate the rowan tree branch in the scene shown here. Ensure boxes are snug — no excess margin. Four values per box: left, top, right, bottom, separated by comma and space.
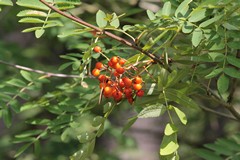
0, 59, 79, 78
201, 83, 240, 121
39, 0, 165, 67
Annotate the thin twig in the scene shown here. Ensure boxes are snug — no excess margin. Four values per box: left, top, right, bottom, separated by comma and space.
39, 0, 166, 67
201, 83, 240, 120
199, 105, 237, 121
0, 59, 79, 78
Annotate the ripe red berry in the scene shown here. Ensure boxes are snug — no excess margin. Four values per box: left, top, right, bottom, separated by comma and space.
93, 46, 102, 53
116, 67, 125, 74
110, 56, 119, 64
124, 88, 133, 98
133, 83, 142, 91
119, 58, 126, 65
113, 71, 120, 77
136, 89, 144, 97
113, 90, 123, 102
108, 61, 114, 68
127, 97, 134, 105
118, 79, 125, 88
103, 86, 113, 97
98, 74, 107, 82
95, 62, 103, 69
122, 77, 132, 88
134, 76, 143, 84
92, 68, 100, 77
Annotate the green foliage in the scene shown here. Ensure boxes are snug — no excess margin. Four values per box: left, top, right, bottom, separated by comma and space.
1, 0, 240, 159
196, 133, 240, 160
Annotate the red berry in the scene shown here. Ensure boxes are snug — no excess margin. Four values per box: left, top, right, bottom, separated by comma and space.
95, 62, 103, 69
134, 76, 143, 84
113, 71, 120, 77
92, 68, 100, 77
116, 67, 125, 74
113, 63, 121, 69
119, 58, 126, 65
136, 90, 144, 97
122, 77, 132, 88
119, 79, 125, 88
113, 90, 123, 102
124, 88, 133, 98
133, 83, 142, 90
98, 75, 107, 82
103, 86, 113, 97
108, 61, 114, 68
110, 56, 119, 64
93, 46, 102, 53
127, 97, 134, 105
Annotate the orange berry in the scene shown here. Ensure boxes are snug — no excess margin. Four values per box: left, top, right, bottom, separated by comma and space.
113, 63, 121, 69
103, 86, 113, 97
93, 46, 102, 53
98, 75, 107, 82
110, 56, 119, 64
92, 68, 100, 77
95, 62, 103, 69
119, 58, 126, 65
134, 76, 143, 84
133, 83, 142, 90
136, 89, 144, 97
116, 67, 125, 74
122, 77, 132, 88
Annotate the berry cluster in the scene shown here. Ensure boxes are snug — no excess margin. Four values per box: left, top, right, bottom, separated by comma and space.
92, 47, 144, 104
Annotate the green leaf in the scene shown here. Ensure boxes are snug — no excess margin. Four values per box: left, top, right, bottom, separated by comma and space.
228, 41, 240, 49
35, 29, 45, 38
22, 27, 42, 33
188, 8, 207, 22
204, 143, 233, 156
34, 140, 41, 157
205, 68, 223, 79
224, 67, 240, 79
20, 70, 32, 82
227, 56, 240, 68
182, 21, 194, 33
160, 134, 179, 156
2, 108, 12, 128
192, 28, 203, 47
19, 17, 45, 23
7, 79, 26, 87
175, 0, 192, 17
146, 10, 156, 20
166, 69, 189, 88
122, 116, 138, 133
0, 0, 13, 6
217, 74, 229, 95
173, 106, 187, 125
165, 89, 198, 108
222, 22, 239, 30
96, 10, 107, 28
77, 132, 95, 143
58, 62, 73, 71
72, 60, 81, 70
199, 15, 222, 27
16, 0, 49, 10
91, 116, 104, 127
162, 1, 171, 16
15, 130, 43, 138
86, 138, 96, 156
14, 143, 32, 158
164, 123, 178, 136
17, 10, 47, 17
138, 104, 166, 118
109, 13, 120, 28
195, 149, 222, 160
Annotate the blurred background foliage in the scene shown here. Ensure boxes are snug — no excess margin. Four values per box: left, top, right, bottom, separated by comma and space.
0, 0, 240, 160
